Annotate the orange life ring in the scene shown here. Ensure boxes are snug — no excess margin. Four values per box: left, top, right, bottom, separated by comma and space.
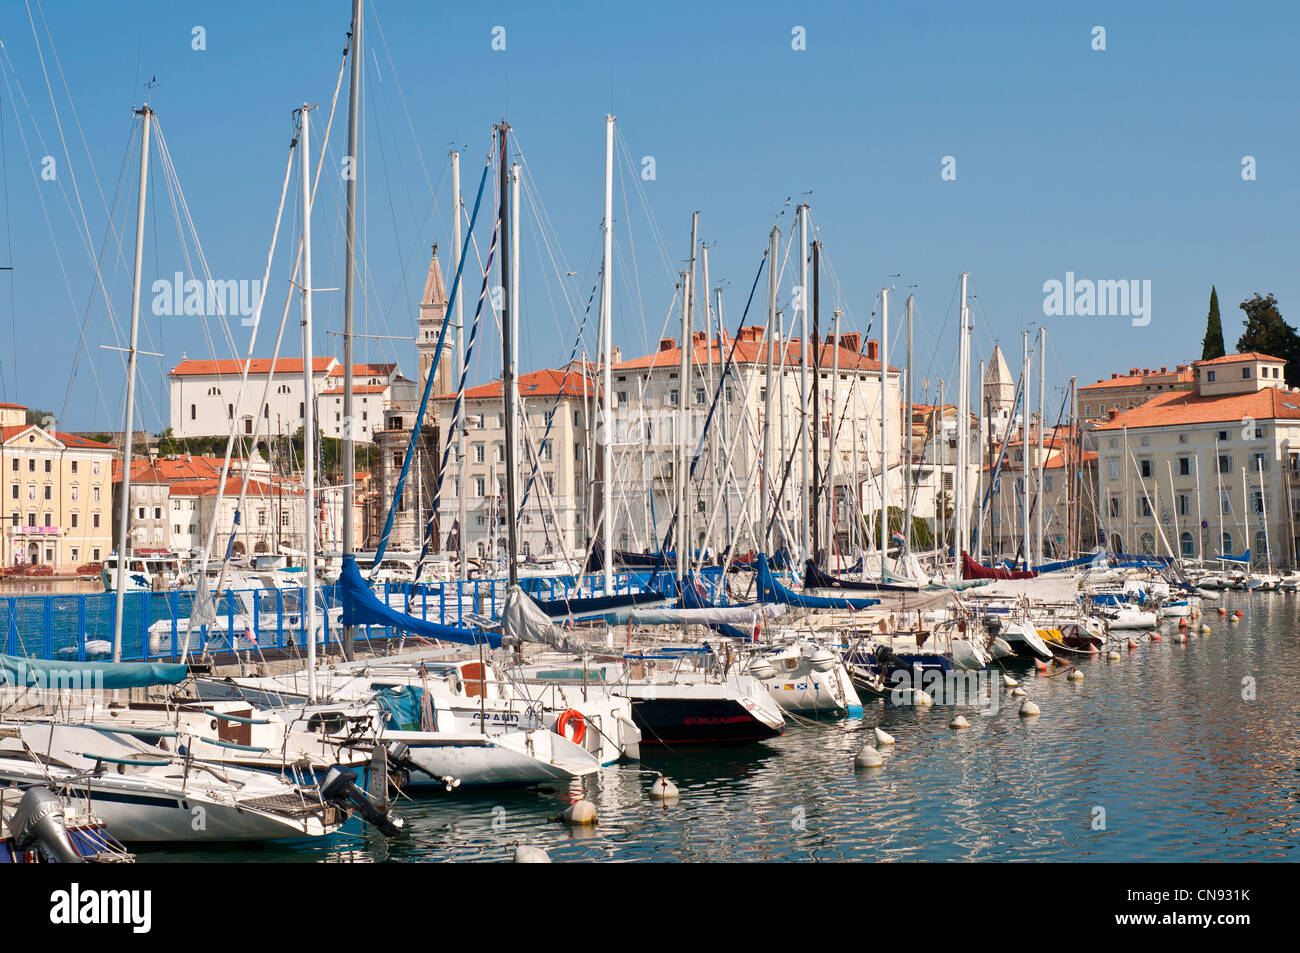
555, 709, 586, 744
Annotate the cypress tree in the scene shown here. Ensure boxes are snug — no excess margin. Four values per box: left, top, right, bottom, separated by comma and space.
1201, 286, 1225, 360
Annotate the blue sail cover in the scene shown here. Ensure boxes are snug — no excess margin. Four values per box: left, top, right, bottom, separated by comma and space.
680, 579, 750, 640
756, 553, 880, 610
0, 654, 188, 689
338, 555, 502, 648
1032, 555, 1098, 574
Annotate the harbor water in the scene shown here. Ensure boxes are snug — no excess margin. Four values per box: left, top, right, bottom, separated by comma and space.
130, 589, 1300, 862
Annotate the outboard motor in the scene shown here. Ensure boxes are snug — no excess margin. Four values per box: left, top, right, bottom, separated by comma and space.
320, 766, 404, 838
11, 787, 83, 863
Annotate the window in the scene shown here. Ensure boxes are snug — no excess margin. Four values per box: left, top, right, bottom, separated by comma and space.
92, 485, 100, 502
475, 477, 486, 497
1251, 451, 1269, 472
227, 403, 234, 419
1139, 497, 1152, 517
9, 485, 15, 500
43, 459, 50, 473
153, 507, 162, 519
93, 513, 101, 529
695, 388, 706, 405
544, 474, 554, 493
281, 512, 289, 528
1177, 456, 1191, 476
71, 548, 78, 562
299, 402, 305, 417
258, 509, 267, 527
1216, 430, 1229, 442
174, 524, 182, 535
191, 404, 197, 420
1242, 367, 1251, 379
1106, 460, 1119, 480
43, 513, 51, 527
474, 444, 485, 463
137, 507, 146, 520
1177, 494, 1190, 516
70, 513, 78, 528
1220, 491, 1233, 515
1217, 454, 1231, 474
1139, 458, 1153, 478
71, 484, 79, 502
668, 390, 679, 406
1207, 370, 1217, 383
27, 459, 33, 472
26, 512, 34, 527
43, 485, 51, 501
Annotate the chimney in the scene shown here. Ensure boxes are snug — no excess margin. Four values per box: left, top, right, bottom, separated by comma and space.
841, 332, 861, 354
866, 339, 879, 362
612, 346, 622, 364
1111, 372, 1119, 379
659, 337, 675, 353
1160, 366, 1167, 373
1107, 409, 1119, 421
692, 330, 707, 346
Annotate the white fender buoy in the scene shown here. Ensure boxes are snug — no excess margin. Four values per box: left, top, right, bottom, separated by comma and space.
1177, 632, 1187, 643
855, 744, 884, 768
558, 799, 598, 825
1067, 668, 1084, 681
1019, 700, 1041, 717
1010, 686, 1027, 697
1002, 674, 1019, 688
1200, 625, 1211, 634
513, 845, 552, 863
949, 714, 971, 729
1230, 615, 1240, 623
913, 689, 934, 707
650, 775, 679, 799
873, 727, 895, 746
1107, 651, 1122, 660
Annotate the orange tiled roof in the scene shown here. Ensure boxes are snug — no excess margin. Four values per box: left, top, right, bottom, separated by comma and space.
612, 328, 894, 374
1193, 351, 1285, 367
170, 357, 336, 377
1094, 386, 1300, 430
321, 384, 389, 396
1079, 368, 1193, 391
327, 363, 396, 378
1, 425, 115, 449
434, 367, 598, 401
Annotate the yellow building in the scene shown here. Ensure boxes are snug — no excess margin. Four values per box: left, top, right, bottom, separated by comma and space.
0, 403, 118, 571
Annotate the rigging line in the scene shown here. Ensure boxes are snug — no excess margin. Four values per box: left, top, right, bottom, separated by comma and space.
367, 2, 445, 221
516, 169, 580, 343
515, 277, 600, 521
613, 127, 673, 285
159, 46, 348, 406
0, 90, 14, 401
21, 1, 130, 297
0, 57, 118, 428
31, 0, 132, 277
654, 246, 769, 571
370, 150, 492, 573
411, 225, 502, 580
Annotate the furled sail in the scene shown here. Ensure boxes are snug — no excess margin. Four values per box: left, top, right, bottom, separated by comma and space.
338, 555, 501, 648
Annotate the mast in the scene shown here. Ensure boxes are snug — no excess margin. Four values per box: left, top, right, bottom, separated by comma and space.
903, 294, 914, 557
684, 212, 698, 568
797, 204, 810, 559
510, 161, 521, 558
1259, 456, 1271, 571
975, 357, 985, 561
340, 0, 362, 660
298, 103, 318, 702
112, 104, 152, 664
828, 305, 841, 562
878, 286, 890, 575
677, 269, 690, 588
762, 226, 777, 551
452, 149, 467, 580
1194, 446, 1204, 564
600, 114, 614, 593
955, 274, 969, 565
1035, 326, 1046, 565
1020, 329, 1031, 568
497, 122, 517, 587
811, 241, 821, 562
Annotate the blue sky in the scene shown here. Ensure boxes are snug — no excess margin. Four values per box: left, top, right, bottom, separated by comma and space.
1, 0, 1297, 432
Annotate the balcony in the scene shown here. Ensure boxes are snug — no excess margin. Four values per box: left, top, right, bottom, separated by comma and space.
6, 525, 61, 535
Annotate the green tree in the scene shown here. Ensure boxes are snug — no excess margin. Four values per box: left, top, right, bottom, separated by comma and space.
1237, 292, 1300, 387
1201, 286, 1224, 360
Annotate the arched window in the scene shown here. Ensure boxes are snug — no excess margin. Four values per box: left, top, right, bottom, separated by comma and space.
190, 403, 197, 420
1179, 531, 1194, 557
227, 403, 234, 419
1254, 531, 1268, 560
1139, 533, 1155, 556
1221, 532, 1234, 555
208, 386, 221, 396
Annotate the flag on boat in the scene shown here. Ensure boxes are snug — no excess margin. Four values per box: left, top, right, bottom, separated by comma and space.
891, 530, 906, 545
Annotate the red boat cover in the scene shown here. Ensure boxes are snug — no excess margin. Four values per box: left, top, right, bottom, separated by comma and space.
961, 551, 1038, 580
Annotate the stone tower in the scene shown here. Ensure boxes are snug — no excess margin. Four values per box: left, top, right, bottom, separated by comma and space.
417, 244, 455, 395
983, 344, 1016, 442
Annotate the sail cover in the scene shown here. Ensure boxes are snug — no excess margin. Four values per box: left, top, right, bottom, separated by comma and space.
602, 604, 786, 627
501, 585, 592, 654
0, 654, 188, 689
338, 555, 501, 648
756, 553, 880, 610
961, 551, 1038, 580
